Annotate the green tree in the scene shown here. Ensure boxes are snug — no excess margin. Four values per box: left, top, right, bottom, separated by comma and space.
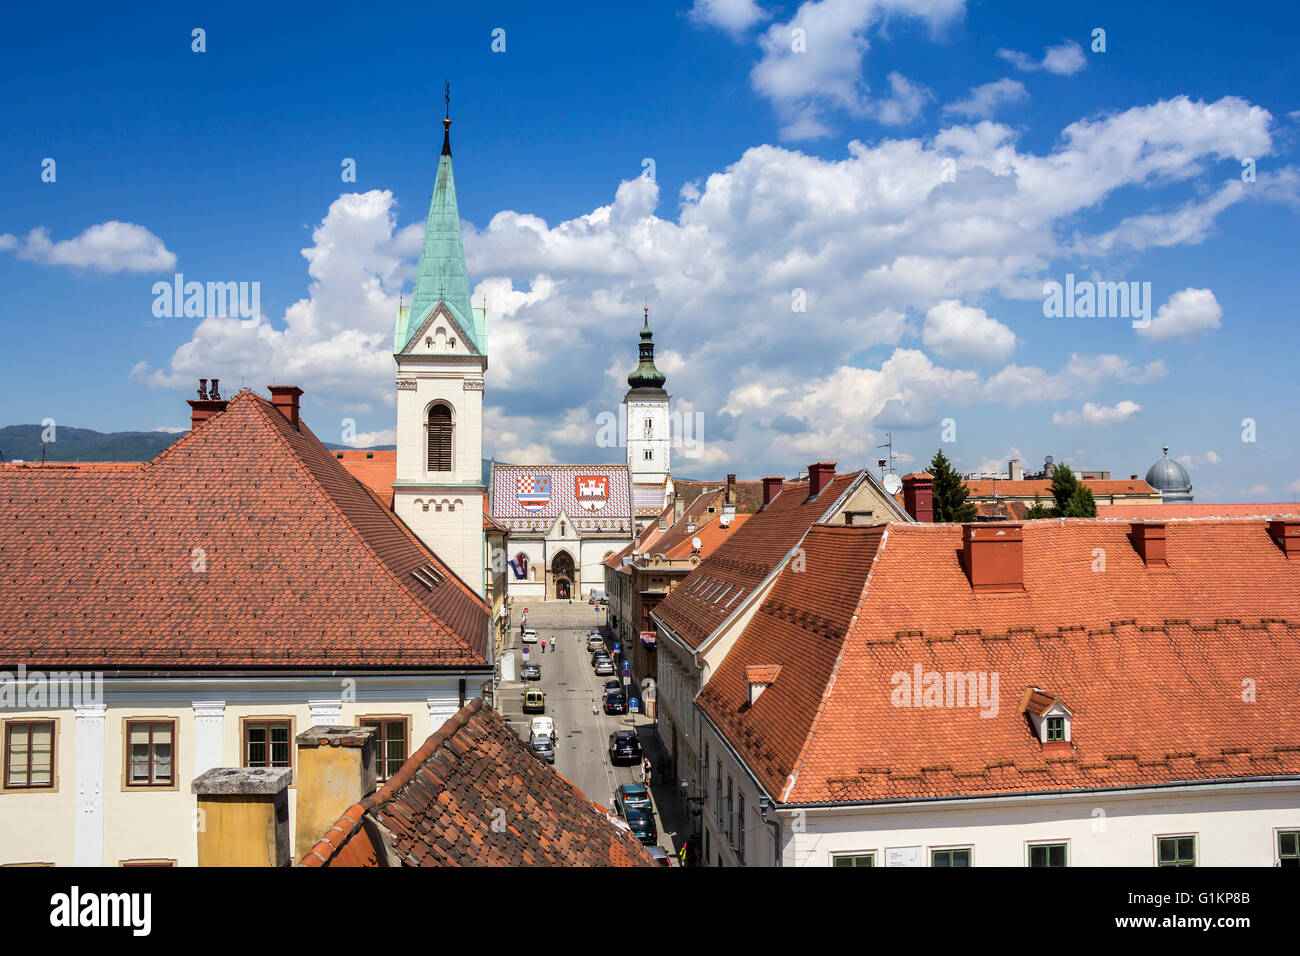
1024, 494, 1054, 519
929, 449, 976, 523
1049, 464, 1080, 514
1062, 482, 1098, 518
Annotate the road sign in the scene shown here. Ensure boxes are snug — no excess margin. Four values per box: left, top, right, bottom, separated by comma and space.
622, 661, 630, 673
622, 675, 631, 686
613, 643, 622, 654
629, 698, 639, 712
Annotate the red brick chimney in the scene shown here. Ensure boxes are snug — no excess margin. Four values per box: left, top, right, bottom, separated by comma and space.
962, 522, 1024, 592
187, 378, 228, 429
726, 474, 736, 507
1130, 522, 1167, 567
1269, 519, 1300, 559
761, 476, 784, 508
268, 385, 303, 430
902, 473, 934, 522
808, 462, 836, 497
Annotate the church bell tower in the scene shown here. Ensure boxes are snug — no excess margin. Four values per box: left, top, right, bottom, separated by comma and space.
624, 308, 670, 489
392, 99, 487, 597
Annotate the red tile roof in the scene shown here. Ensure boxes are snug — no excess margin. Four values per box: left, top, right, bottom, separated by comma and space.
653, 470, 863, 651
299, 699, 656, 867
652, 513, 752, 561
965, 478, 1156, 498
1099, 502, 1300, 519
334, 449, 396, 505
0, 391, 488, 669
704, 519, 1300, 805
697, 525, 886, 799
674, 479, 766, 514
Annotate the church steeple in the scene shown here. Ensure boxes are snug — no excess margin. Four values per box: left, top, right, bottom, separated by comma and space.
627, 306, 667, 391
394, 87, 485, 355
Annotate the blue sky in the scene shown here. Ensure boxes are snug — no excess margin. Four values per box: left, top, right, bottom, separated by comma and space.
1, 0, 1298, 499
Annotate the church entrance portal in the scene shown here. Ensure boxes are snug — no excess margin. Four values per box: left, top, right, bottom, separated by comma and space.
551, 551, 575, 601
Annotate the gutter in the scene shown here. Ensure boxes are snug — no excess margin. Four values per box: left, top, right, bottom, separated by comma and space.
777, 774, 1300, 812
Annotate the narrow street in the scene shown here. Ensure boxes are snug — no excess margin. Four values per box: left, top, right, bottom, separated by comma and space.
495, 599, 688, 863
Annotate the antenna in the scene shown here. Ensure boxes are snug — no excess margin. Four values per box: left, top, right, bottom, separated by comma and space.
876, 433, 897, 478
444, 79, 450, 120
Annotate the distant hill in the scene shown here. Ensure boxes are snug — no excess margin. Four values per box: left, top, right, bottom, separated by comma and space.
0, 425, 183, 463
1, 425, 497, 484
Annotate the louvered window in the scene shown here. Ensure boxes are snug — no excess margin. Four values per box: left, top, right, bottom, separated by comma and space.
427, 405, 453, 472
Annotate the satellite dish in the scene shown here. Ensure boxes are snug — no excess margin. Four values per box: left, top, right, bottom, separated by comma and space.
883, 474, 903, 495
692, 536, 703, 551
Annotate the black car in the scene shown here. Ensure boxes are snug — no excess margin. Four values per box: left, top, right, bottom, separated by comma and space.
522, 662, 541, 681
608, 730, 642, 764
604, 691, 627, 714
625, 809, 657, 845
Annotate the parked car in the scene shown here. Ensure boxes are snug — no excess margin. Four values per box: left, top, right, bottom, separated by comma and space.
529, 734, 555, 763
587, 635, 606, 652
522, 628, 539, 644
608, 730, 641, 764
530, 716, 556, 743
625, 808, 657, 845
522, 688, 545, 713
614, 782, 652, 817
522, 662, 541, 680
604, 690, 627, 714
591, 650, 612, 668
645, 845, 671, 866
604, 679, 623, 694
594, 659, 615, 676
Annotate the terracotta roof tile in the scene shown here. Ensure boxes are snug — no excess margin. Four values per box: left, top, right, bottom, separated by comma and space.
1098, 502, 1300, 519
654, 471, 863, 650
702, 519, 1300, 805
299, 700, 656, 867
0, 391, 488, 669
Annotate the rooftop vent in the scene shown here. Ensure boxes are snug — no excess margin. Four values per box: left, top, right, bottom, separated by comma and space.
410, 564, 445, 591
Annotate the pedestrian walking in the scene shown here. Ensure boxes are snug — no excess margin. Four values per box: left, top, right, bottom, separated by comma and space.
642, 756, 652, 785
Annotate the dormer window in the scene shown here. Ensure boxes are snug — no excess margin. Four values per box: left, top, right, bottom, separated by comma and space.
1019, 688, 1072, 746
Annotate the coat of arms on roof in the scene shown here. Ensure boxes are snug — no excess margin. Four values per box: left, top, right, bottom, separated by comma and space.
575, 475, 608, 510
517, 474, 551, 512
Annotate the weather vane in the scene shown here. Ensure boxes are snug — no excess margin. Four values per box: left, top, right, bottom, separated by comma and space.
444, 79, 450, 120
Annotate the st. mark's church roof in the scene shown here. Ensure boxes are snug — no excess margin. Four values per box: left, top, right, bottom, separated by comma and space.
490, 463, 633, 534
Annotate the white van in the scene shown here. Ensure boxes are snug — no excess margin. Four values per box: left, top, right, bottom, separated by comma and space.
530, 716, 556, 742
522, 628, 539, 644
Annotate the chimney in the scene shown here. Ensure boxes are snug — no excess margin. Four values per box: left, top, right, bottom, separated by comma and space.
1008, 459, 1023, 481
187, 378, 229, 429
902, 473, 934, 522
1130, 522, 1167, 567
1269, 519, 1300, 559
761, 476, 784, 508
808, 461, 836, 497
192, 767, 291, 867
726, 474, 736, 507
962, 522, 1024, 592
268, 385, 304, 430
293, 725, 377, 862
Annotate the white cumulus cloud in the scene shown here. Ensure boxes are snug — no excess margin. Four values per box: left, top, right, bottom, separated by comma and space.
1138, 287, 1223, 342
6, 221, 176, 273
922, 299, 1016, 361
942, 78, 1028, 119
689, 0, 770, 35
1051, 400, 1143, 427
998, 39, 1087, 75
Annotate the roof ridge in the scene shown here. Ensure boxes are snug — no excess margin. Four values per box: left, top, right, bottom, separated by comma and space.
246, 397, 484, 658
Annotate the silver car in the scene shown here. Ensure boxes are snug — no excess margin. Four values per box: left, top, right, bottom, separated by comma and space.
530, 734, 555, 764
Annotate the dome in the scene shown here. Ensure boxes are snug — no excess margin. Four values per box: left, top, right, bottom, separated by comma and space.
1144, 445, 1193, 502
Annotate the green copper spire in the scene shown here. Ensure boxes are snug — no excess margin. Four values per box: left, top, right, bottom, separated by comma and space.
626, 307, 667, 391
394, 107, 486, 355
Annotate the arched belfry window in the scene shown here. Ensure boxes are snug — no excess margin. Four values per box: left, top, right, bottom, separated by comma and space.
427, 404, 453, 472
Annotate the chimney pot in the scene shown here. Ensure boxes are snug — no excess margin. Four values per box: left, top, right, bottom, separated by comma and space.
187, 378, 229, 429
726, 474, 737, 507
268, 385, 304, 430
962, 522, 1024, 592
808, 461, 836, 497
1008, 459, 1023, 481
192, 767, 291, 867
902, 473, 934, 522
761, 476, 784, 508
294, 725, 377, 863
209, 378, 221, 400
197, 378, 208, 400
1130, 521, 1167, 567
